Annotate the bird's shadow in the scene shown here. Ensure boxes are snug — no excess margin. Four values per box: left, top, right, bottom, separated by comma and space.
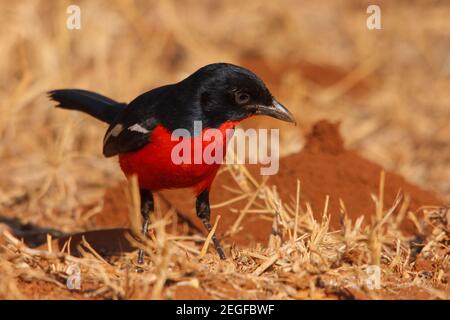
0, 215, 136, 257
53, 228, 137, 258
0, 215, 66, 247
0, 192, 202, 259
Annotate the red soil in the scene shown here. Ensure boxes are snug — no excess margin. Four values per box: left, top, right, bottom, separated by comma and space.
269, 120, 442, 231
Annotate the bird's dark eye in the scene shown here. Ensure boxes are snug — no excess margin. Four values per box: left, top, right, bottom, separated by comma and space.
235, 92, 250, 105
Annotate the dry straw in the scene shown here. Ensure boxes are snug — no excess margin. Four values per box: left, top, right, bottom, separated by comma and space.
0, 164, 448, 299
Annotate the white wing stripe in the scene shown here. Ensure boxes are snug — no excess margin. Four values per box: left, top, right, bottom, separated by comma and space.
103, 123, 123, 146
128, 123, 150, 134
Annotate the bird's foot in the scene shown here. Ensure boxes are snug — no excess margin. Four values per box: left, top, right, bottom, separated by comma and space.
212, 236, 226, 260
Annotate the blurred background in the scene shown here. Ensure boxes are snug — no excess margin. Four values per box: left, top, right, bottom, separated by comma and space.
0, 0, 449, 232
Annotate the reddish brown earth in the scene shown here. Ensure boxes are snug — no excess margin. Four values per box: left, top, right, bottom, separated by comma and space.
269, 120, 441, 231
15, 280, 95, 300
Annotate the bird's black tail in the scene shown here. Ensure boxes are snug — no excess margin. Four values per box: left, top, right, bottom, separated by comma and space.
48, 89, 126, 124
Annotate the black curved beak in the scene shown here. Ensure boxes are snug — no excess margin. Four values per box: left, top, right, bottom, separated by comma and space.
255, 99, 296, 124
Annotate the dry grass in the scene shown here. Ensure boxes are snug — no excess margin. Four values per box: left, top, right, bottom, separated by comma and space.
0, 0, 449, 299
1, 166, 448, 299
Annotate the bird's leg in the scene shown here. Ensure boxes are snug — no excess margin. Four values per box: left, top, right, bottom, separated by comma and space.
137, 189, 154, 265
196, 189, 226, 259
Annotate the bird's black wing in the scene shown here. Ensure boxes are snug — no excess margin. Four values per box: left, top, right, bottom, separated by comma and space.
102, 85, 173, 157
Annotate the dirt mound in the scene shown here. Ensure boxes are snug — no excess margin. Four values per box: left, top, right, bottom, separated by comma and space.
269, 121, 442, 231
303, 119, 345, 154
95, 187, 129, 229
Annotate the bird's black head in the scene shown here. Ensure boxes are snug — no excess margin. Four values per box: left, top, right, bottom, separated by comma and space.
183, 63, 295, 128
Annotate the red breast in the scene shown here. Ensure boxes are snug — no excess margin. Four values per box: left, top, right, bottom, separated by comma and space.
119, 121, 238, 194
